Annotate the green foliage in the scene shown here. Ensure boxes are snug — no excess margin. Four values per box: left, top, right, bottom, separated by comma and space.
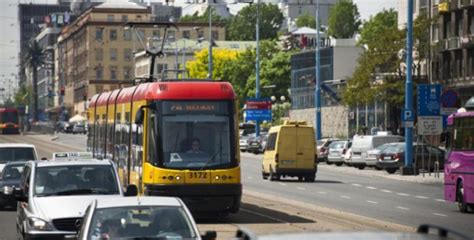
26, 40, 45, 121
13, 85, 31, 107
358, 9, 398, 49
295, 13, 316, 29
327, 0, 361, 38
227, 3, 284, 41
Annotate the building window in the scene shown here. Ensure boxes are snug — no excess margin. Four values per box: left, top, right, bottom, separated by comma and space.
96, 67, 103, 80
96, 28, 103, 40
107, 15, 114, 22
469, 12, 474, 35
153, 30, 160, 40
110, 48, 117, 61
110, 29, 117, 41
110, 67, 118, 80
138, 29, 145, 40
122, 15, 128, 22
124, 67, 132, 80
95, 48, 103, 61
183, 30, 190, 39
432, 25, 439, 42
212, 30, 218, 40
136, 15, 142, 21
124, 48, 133, 61
168, 30, 176, 40
123, 29, 131, 41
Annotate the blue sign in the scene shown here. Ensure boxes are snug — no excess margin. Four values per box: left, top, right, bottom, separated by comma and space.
440, 89, 458, 108
417, 84, 441, 116
245, 109, 272, 121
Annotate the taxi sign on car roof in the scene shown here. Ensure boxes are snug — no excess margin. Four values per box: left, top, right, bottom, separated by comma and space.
52, 152, 94, 161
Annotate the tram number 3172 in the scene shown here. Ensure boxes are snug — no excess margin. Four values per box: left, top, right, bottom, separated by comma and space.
188, 172, 207, 179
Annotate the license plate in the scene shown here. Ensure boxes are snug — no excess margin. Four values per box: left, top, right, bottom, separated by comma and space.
188, 172, 207, 179
251, 143, 258, 146
281, 160, 294, 164
383, 157, 391, 160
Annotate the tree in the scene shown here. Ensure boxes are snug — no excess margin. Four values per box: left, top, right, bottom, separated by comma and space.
13, 85, 31, 108
25, 40, 45, 121
186, 48, 239, 79
358, 9, 398, 49
227, 3, 284, 41
327, 0, 361, 38
295, 13, 315, 29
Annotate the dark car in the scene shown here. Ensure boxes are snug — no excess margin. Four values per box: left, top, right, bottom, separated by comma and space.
0, 161, 26, 209
73, 123, 87, 134
247, 133, 268, 154
64, 122, 75, 133
376, 143, 445, 174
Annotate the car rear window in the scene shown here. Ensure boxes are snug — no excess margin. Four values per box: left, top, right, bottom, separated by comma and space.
0, 148, 35, 163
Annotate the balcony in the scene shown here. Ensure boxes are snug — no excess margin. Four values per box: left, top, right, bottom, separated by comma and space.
449, 0, 460, 10
436, 39, 449, 51
460, 0, 474, 8
439, 1, 450, 13
448, 37, 461, 49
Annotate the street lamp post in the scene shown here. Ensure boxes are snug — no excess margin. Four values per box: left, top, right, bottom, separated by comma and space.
208, 5, 213, 79
255, 0, 261, 137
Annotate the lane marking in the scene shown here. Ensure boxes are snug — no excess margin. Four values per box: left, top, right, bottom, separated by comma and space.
340, 195, 351, 199
435, 199, 446, 202
366, 186, 377, 190
415, 195, 429, 199
397, 193, 410, 196
351, 183, 362, 187
397, 206, 410, 210
297, 187, 306, 191
380, 189, 392, 193
433, 213, 447, 217
318, 191, 327, 195
240, 208, 287, 223
279, 182, 287, 186
366, 200, 378, 204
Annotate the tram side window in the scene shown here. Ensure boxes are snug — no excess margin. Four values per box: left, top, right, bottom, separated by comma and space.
114, 113, 122, 164
106, 119, 114, 159
147, 112, 157, 164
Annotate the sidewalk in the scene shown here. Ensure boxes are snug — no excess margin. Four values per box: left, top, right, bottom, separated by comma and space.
318, 164, 443, 185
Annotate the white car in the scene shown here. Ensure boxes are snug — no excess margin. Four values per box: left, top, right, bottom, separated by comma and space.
351, 134, 403, 170
0, 143, 38, 172
4, 154, 137, 239
77, 197, 216, 240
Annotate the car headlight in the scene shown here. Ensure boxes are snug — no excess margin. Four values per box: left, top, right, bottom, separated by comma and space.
28, 217, 54, 231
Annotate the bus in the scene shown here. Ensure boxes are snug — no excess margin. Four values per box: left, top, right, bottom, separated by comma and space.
0, 108, 20, 134
87, 80, 241, 215
444, 106, 474, 213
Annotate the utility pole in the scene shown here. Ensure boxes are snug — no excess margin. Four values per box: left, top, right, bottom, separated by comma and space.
208, 5, 213, 79
255, 0, 261, 137
315, 0, 322, 140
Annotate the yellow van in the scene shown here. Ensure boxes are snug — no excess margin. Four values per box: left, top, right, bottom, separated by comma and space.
262, 120, 317, 182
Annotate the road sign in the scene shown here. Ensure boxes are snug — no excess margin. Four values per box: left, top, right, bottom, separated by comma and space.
402, 109, 414, 122
440, 89, 458, 108
245, 98, 272, 122
417, 116, 443, 135
417, 84, 441, 116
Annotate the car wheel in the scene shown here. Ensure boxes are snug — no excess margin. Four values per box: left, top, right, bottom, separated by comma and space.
269, 167, 279, 181
386, 168, 396, 174
327, 161, 333, 165
305, 175, 315, 182
335, 162, 343, 166
262, 171, 268, 180
457, 181, 469, 213
357, 165, 365, 170
298, 176, 304, 182
374, 166, 382, 170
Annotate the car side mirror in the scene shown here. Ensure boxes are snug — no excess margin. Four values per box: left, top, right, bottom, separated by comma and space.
201, 231, 217, 240
125, 185, 138, 197
135, 108, 144, 125
12, 188, 27, 202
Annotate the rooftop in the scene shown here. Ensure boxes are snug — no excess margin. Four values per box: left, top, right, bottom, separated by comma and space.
95, 1, 147, 10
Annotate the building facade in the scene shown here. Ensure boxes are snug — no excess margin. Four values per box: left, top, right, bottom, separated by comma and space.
18, 4, 70, 86
430, 1, 474, 105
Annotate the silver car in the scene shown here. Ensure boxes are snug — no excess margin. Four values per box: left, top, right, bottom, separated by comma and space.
4, 156, 137, 239
327, 141, 347, 166
77, 197, 216, 240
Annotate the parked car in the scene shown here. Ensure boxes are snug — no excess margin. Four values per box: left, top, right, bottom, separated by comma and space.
0, 143, 38, 172
0, 161, 26, 209
77, 197, 216, 240
72, 123, 87, 134
351, 134, 403, 170
343, 144, 352, 165
327, 140, 348, 166
247, 133, 268, 154
376, 143, 445, 174
64, 122, 75, 133
316, 138, 339, 162
239, 133, 256, 152
365, 142, 399, 169
4, 153, 137, 239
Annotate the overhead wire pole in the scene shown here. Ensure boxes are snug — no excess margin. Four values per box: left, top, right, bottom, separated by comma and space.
208, 1, 213, 79
403, 0, 415, 175
315, 0, 322, 140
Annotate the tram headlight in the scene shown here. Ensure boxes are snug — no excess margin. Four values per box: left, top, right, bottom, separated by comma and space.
175, 176, 181, 180
214, 175, 220, 180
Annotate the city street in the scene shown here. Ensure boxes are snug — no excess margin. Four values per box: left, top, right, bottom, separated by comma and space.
0, 134, 472, 239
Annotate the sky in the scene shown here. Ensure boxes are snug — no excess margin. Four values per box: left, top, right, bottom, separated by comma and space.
0, 0, 398, 99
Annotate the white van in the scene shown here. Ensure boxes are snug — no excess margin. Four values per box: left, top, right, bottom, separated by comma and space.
350, 133, 403, 169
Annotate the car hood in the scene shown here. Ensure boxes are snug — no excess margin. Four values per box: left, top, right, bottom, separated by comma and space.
32, 195, 119, 220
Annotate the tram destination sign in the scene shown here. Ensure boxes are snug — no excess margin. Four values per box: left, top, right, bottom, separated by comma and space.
162, 101, 229, 115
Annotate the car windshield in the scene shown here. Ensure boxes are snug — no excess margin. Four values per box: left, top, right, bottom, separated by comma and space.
329, 141, 345, 149
1, 164, 24, 180
0, 147, 35, 163
87, 206, 197, 240
34, 165, 119, 197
